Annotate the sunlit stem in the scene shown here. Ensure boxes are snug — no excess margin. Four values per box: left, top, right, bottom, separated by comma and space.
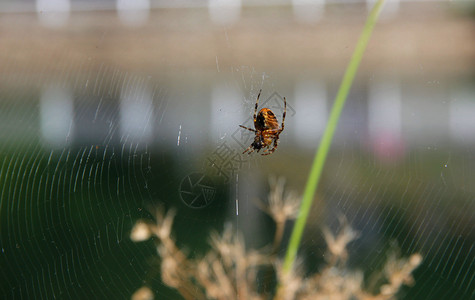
281, 0, 385, 277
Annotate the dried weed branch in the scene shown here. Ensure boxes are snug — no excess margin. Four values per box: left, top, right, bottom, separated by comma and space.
130, 178, 422, 300
254, 177, 301, 253
322, 215, 360, 267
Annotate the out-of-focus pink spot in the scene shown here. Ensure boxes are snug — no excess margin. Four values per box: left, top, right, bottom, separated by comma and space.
371, 131, 405, 163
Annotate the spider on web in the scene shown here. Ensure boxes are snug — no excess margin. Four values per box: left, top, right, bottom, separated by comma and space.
239, 89, 286, 155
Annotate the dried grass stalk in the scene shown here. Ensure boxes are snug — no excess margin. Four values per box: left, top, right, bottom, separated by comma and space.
130, 178, 422, 300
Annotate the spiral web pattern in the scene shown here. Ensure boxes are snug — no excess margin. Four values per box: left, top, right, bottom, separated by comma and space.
0, 62, 474, 300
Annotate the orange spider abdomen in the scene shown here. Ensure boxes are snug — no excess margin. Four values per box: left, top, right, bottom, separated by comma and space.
255, 108, 279, 131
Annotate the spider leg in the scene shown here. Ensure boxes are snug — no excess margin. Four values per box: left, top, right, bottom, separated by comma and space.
239, 125, 256, 132
242, 145, 255, 154
261, 134, 280, 156
281, 96, 286, 132
261, 146, 276, 156
253, 89, 262, 126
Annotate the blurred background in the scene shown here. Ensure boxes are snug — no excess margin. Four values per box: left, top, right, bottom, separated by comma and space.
0, 0, 474, 299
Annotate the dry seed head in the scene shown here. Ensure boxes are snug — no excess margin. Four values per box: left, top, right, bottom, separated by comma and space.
257, 176, 301, 224
155, 209, 176, 240
322, 215, 359, 263
131, 286, 154, 300
161, 255, 182, 288
130, 220, 152, 242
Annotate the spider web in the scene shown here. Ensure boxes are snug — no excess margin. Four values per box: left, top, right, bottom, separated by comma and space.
1, 60, 473, 300
1, 5, 474, 300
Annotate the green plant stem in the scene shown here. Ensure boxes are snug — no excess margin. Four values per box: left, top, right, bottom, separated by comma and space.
281, 0, 385, 275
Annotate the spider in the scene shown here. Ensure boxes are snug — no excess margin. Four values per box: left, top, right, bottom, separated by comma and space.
239, 89, 286, 155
